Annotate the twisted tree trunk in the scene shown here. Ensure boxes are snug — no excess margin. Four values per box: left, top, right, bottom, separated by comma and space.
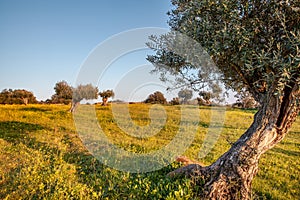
69, 101, 80, 113
169, 83, 299, 199
22, 97, 28, 105
102, 97, 108, 106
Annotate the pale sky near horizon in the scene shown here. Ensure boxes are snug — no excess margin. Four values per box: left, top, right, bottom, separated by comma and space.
0, 0, 173, 101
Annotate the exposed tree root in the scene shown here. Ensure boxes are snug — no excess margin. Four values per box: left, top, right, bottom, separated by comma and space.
175, 156, 205, 166
167, 156, 206, 178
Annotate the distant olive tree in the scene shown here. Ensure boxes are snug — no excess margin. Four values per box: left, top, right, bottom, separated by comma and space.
235, 91, 259, 109
178, 89, 193, 104
198, 91, 212, 105
51, 81, 73, 104
145, 91, 167, 104
198, 83, 223, 106
170, 97, 180, 105
69, 84, 99, 113
0, 89, 37, 105
99, 89, 115, 106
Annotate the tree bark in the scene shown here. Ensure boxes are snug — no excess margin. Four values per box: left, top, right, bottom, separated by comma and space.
22, 97, 28, 105
169, 84, 299, 199
102, 97, 108, 106
69, 101, 80, 113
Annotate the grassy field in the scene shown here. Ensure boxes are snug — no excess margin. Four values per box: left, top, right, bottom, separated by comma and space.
0, 104, 299, 199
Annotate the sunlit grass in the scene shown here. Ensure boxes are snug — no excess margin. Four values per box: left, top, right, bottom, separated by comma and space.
0, 104, 299, 199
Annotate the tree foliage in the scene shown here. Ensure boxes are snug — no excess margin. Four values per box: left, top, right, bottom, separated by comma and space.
70, 84, 99, 112
178, 89, 193, 104
0, 89, 37, 105
72, 84, 98, 103
99, 90, 115, 99
148, 0, 299, 104
198, 84, 223, 105
234, 90, 259, 109
145, 91, 167, 104
99, 89, 115, 106
198, 91, 212, 105
170, 97, 180, 105
51, 81, 73, 104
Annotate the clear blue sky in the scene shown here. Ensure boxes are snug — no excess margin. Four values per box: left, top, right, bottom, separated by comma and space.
0, 0, 172, 101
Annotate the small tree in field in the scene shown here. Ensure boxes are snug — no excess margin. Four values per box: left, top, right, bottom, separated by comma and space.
147, 0, 299, 199
198, 84, 223, 106
51, 81, 73, 104
198, 91, 212, 105
178, 89, 193, 104
170, 97, 180, 105
235, 91, 259, 109
0, 89, 37, 105
145, 91, 167, 104
99, 89, 115, 106
69, 84, 98, 113
13, 89, 38, 105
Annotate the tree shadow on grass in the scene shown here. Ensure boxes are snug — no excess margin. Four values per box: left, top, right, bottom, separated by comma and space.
253, 191, 273, 200
0, 121, 64, 199
0, 121, 102, 189
19, 107, 52, 112
63, 149, 107, 194
270, 147, 300, 157
62, 148, 191, 199
61, 135, 175, 198
0, 121, 45, 143
0, 121, 63, 156
0, 121, 189, 199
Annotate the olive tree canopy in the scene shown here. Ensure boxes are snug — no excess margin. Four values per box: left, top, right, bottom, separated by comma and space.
69, 84, 99, 112
178, 89, 193, 104
99, 89, 115, 106
51, 81, 73, 104
0, 89, 37, 105
145, 91, 167, 104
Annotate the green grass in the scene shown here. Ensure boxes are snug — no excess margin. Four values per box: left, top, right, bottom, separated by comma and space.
0, 104, 299, 199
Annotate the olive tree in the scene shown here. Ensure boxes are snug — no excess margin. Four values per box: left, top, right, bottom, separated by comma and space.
51, 81, 73, 104
198, 84, 223, 105
99, 89, 115, 106
145, 91, 167, 104
235, 90, 259, 109
69, 84, 99, 113
178, 89, 193, 104
198, 91, 212, 105
170, 97, 180, 105
147, 0, 299, 199
0, 89, 37, 105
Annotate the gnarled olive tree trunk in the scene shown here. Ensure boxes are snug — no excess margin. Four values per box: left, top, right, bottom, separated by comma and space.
69, 101, 80, 113
170, 84, 299, 199
102, 97, 108, 106
21, 97, 28, 105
